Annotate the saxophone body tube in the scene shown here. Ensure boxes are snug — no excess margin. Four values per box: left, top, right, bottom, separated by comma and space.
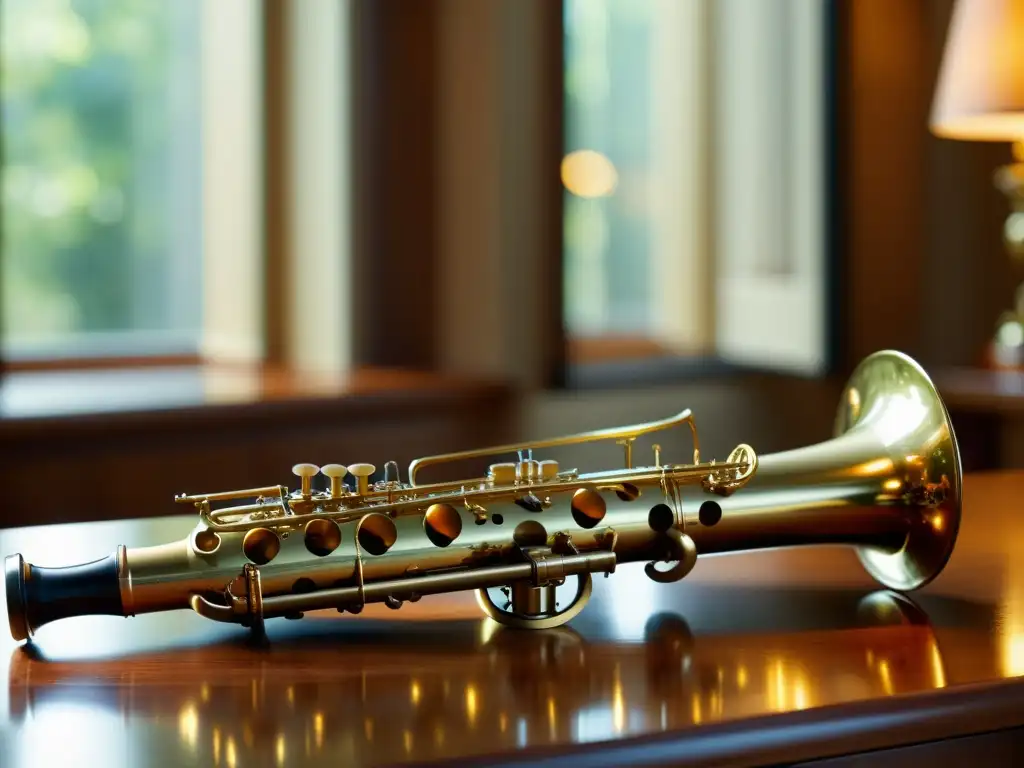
4, 351, 962, 642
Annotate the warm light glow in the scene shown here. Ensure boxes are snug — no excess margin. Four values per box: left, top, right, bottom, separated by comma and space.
1005, 632, 1024, 677
1001, 559, 1024, 678
403, 729, 413, 754
226, 736, 238, 768
737, 665, 748, 689
882, 478, 903, 492
935, 114, 1024, 140
691, 693, 702, 724
213, 728, 221, 765
466, 684, 479, 724
858, 458, 895, 475
771, 659, 786, 711
709, 690, 722, 718
479, 618, 499, 646
201, 684, 210, 703
275, 734, 286, 766
930, 640, 947, 688
499, 711, 509, 733
931, 513, 946, 532
765, 657, 813, 711
930, 0, 1024, 141
314, 712, 324, 748
847, 387, 861, 413
287, 686, 294, 706
878, 659, 894, 695
411, 680, 421, 705
561, 149, 619, 198
793, 678, 809, 710
548, 696, 557, 737
434, 726, 445, 747
178, 702, 199, 749
612, 681, 626, 733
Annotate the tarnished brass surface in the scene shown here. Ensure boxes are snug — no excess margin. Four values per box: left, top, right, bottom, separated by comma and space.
2, 351, 963, 641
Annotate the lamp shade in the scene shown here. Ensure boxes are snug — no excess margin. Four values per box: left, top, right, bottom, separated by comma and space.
930, 0, 1024, 141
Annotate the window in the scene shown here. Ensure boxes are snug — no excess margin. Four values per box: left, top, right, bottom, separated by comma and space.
563, 0, 711, 363
1, 1, 350, 375
1, 0, 205, 361
562, 0, 833, 375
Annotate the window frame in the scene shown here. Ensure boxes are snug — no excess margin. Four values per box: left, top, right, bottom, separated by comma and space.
555, 0, 845, 388
0, 0, 355, 377
0, 1, 257, 370
0, 0, 846, 391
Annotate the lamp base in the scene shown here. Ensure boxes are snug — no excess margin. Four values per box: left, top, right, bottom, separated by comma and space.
988, 142, 1024, 370
994, 147, 1024, 263
989, 282, 1024, 370
991, 323, 1024, 370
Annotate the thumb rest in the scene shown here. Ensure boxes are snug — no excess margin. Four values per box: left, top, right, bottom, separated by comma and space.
4, 350, 962, 642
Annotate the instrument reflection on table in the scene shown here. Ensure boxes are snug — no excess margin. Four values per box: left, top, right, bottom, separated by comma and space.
6, 592, 947, 766
4, 350, 962, 642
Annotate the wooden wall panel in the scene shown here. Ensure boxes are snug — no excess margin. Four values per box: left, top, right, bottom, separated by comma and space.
0, 382, 513, 529
841, 0, 931, 368
351, 0, 439, 370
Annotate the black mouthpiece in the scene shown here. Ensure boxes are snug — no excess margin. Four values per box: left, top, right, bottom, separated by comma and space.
5, 551, 124, 642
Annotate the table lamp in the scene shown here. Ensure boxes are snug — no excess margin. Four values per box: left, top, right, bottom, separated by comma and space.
930, 0, 1024, 367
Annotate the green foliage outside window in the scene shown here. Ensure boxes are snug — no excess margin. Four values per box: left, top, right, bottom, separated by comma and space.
1, 0, 201, 353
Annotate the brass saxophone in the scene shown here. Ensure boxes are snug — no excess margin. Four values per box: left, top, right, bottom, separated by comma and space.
4, 350, 962, 641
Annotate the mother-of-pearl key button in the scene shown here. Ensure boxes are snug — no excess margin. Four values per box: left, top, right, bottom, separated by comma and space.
539, 459, 560, 480
347, 463, 376, 495
321, 464, 349, 498
292, 463, 320, 497
489, 462, 517, 485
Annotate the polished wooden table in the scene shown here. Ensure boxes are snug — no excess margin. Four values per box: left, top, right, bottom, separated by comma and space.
2, 471, 1024, 767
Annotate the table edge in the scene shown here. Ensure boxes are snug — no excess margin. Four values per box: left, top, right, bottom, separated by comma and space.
423, 676, 1024, 768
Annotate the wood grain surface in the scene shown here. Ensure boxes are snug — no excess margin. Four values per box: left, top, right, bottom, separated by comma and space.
1, 471, 1023, 766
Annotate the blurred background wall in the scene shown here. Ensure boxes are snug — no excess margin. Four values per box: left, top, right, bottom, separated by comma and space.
0, 0, 1021, 527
